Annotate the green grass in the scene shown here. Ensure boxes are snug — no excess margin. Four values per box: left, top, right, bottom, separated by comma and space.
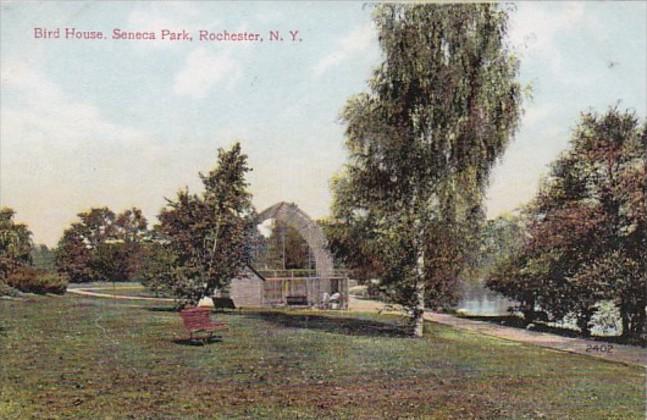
1, 295, 644, 419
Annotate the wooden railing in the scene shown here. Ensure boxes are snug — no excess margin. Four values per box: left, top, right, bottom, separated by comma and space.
257, 269, 349, 279
260, 272, 349, 309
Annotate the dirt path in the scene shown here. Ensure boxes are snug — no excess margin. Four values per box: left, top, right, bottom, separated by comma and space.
350, 297, 647, 367
67, 286, 174, 302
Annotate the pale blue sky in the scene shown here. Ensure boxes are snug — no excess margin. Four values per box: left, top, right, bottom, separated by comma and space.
1, 1, 645, 246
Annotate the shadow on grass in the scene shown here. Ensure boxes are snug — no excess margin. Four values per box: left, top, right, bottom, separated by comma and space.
173, 336, 223, 346
147, 306, 179, 312
244, 310, 411, 338
147, 306, 238, 315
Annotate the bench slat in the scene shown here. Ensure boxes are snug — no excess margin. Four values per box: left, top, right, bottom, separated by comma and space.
180, 307, 227, 335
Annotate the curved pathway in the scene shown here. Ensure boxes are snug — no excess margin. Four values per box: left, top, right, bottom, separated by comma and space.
350, 297, 646, 367
67, 286, 174, 302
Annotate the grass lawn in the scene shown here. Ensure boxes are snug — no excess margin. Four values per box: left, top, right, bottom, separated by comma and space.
1, 295, 644, 419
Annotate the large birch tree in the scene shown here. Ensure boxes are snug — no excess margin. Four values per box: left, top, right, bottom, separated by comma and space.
329, 4, 522, 336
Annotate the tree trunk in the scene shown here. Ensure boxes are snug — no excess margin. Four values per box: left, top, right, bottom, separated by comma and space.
521, 295, 536, 325
634, 302, 646, 337
620, 303, 630, 338
413, 253, 425, 338
621, 301, 647, 339
577, 308, 593, 338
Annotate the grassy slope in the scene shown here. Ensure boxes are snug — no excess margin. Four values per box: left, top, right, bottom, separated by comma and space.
0, 295, 644, 419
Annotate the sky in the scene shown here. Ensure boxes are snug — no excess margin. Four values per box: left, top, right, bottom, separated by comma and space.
1, 1, 645, 247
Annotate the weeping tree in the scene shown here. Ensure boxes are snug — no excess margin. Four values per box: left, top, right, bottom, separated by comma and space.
329, 3, 522, 337
0, 208, 33, 281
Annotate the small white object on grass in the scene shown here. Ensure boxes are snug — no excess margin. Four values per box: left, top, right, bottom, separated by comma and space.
198, 297, 214, 308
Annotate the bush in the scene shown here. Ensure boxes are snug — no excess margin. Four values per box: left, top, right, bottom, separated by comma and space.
6, 267, 68, 295
0, 280, 19, 297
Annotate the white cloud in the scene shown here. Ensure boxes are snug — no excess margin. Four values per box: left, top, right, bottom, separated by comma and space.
313, 22, 376, 78
0, 60, 159, 245
509, 2, 585, 75
1, 60, 145, 147
510, 2, 584, 50
0, 58, 253, 245
522, 103, 556, 128
173, 48, 241, 98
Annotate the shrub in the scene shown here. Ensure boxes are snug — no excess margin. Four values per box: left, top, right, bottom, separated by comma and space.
6, 267, 68, 295
0, 280, 19, 297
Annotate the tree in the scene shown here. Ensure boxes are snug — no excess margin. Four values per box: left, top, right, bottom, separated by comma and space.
139, 240, 177, 297
56, 222, 95, 283
155, 143, 256, 306
469, 215, 525, 282
113, 207, 150, 280
486, 245, 551, 324
255, 220, 312, 270
56, 207, 149, 283
488, 109, 646, 338
31, 244, 56, 272
91, 243, 133, 283
0, 208, 33, 280
328, 4, 522, 336
56, 207, 116, 282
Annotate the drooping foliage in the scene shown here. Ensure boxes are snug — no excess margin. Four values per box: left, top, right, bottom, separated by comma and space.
0, 208, 33, 281
327, 3, 522, 335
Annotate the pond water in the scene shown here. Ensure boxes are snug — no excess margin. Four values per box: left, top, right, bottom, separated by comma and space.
455, 282, 622, 336
455, 282, 515, 316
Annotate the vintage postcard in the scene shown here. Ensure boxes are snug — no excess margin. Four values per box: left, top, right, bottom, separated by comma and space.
1, 1, 645, 418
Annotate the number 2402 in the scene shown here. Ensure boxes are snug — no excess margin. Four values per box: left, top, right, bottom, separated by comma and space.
586, 344, 613, 353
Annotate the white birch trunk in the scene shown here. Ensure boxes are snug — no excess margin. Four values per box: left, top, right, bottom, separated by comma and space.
413, 253, 425, 338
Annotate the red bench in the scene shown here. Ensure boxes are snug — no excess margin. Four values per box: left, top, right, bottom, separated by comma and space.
179, 307, 227, 343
